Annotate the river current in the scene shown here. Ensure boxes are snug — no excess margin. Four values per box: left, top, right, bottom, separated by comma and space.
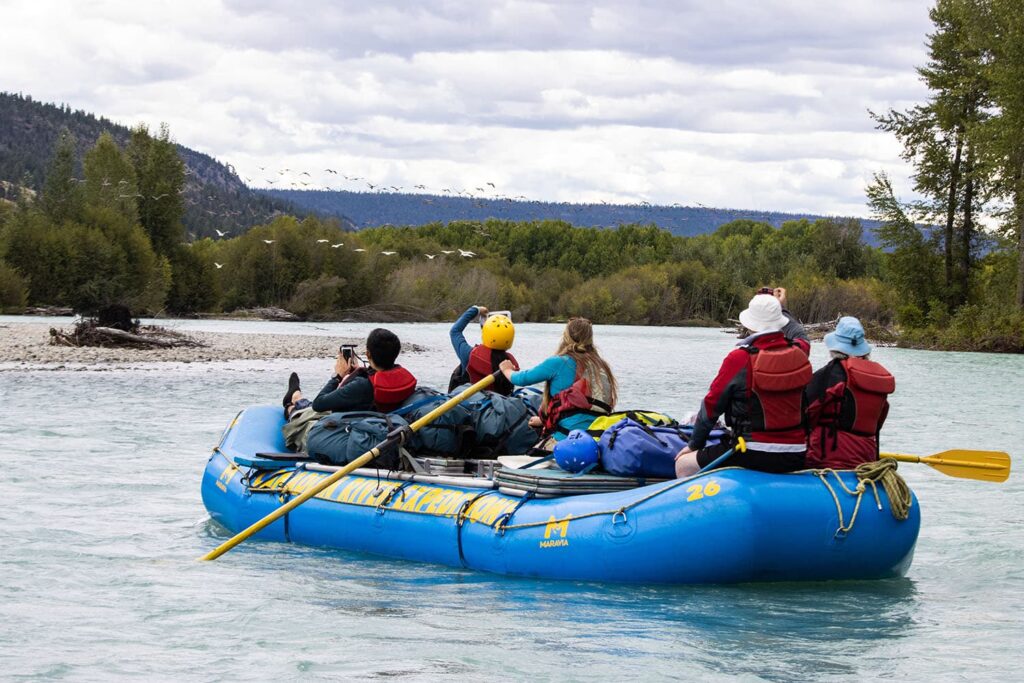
1, 318, 1021, 681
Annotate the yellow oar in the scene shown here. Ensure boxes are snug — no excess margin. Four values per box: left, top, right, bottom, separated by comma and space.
882, 449, 1011, 483
199, 371, 498, 561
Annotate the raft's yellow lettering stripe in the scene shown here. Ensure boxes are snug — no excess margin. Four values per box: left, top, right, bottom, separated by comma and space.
245, 470, 521, 524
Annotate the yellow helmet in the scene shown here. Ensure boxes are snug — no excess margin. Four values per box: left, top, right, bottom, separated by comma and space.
482, 314, 515, 350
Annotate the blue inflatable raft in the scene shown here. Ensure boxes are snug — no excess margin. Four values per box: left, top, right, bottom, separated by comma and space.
201, 405, 921, 583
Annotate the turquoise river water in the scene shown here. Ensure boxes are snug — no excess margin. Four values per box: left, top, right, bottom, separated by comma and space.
1, 317, 1022, 680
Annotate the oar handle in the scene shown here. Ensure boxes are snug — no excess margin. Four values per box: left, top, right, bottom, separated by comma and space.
199, 372, 498, 561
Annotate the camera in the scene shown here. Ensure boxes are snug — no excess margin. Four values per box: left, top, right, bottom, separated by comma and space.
340, 344, 356, 361
757, 286, 775, 296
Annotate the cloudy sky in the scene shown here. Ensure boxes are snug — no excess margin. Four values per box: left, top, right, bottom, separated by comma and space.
1, 0, 936, 216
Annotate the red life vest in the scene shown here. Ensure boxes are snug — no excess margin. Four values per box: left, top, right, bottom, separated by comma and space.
832, 357, 895, 436
743, 343, 812, 442
540, 374, 612, 438
369, 366, 417, 413
467, 345, 518, 387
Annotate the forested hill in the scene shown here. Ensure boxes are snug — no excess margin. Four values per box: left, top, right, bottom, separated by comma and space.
265, 188, 876, 238
0, 93, 355, 237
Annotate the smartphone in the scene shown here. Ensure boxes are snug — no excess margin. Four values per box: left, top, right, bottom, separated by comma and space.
757, 287, 774, 296
479, 310, 512, 326
340, 345, 354, 360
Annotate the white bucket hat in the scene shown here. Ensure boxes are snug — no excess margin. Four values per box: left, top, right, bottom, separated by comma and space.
738, 294, 788, 333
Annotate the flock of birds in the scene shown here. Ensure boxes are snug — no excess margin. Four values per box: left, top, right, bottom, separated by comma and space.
209, 239, 476, 271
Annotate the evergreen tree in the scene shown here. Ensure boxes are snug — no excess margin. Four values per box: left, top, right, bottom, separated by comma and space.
872, 0, 992, 308
984, 0, 1024, 308
866, 172, 943, 318
40, 128, 82, 223
83, 132, 138, 222
129, 123, 185, 255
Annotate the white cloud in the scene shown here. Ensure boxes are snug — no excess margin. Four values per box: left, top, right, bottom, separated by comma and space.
0, 0, 937, 217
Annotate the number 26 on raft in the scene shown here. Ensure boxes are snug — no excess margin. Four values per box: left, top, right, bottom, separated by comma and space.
686, 480, 721, 502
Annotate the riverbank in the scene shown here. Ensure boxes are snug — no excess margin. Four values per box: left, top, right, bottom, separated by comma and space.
0, 321, 371, 367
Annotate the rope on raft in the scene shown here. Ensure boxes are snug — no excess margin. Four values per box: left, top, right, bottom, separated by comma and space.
815, 458, 913, 538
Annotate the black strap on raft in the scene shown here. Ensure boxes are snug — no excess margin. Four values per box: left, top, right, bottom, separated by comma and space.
494, 491, 535, 534
455, 490, 499, 568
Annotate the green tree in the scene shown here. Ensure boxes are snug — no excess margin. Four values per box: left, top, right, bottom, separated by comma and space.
129, 123, 185, 255
40, 128, 82, 223
984, 0, 1024, 308
83, 132, 138, 222
872, 0, 992, 308
866, 172, 943, 318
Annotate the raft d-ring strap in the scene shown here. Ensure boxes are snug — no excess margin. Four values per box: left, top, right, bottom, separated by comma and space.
612, 508, 628, 526
376, 480, 413, 515
275, 465, 306, 503
455, 490, 499, 568
494, 492, 535, 535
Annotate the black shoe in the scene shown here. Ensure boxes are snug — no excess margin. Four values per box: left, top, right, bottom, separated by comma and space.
283, 372, 300, 408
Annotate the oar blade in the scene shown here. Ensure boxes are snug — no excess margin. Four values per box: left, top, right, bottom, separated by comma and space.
929, 449, 1011, 483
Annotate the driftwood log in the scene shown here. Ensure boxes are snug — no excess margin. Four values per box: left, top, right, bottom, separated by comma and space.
49, 321, 206, 349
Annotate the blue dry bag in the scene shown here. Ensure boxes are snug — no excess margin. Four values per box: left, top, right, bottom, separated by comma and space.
599, 418, 724, 478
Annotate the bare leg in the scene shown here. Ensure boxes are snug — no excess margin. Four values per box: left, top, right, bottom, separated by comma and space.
674, 451, 701, 479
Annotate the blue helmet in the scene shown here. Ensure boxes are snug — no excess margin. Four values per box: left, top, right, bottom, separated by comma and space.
554, 430, 600, 473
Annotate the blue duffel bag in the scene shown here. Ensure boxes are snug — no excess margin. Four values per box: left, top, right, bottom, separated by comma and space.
306, 411, 409, 469
599, 418, 724, 478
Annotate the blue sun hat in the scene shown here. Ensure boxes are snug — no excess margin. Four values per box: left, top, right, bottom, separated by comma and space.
824, 316, 872, 357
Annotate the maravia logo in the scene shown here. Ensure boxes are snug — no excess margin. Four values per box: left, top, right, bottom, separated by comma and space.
541, 515, 571, 548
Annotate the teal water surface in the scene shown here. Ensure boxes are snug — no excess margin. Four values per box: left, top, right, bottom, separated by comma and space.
1, 318, 1022, 680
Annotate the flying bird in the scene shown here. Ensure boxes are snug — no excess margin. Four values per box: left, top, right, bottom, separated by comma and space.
325, 169, 337, 174
440, 250, 454, 254
353, 248, 366, 252
331, 243, 344, 248
458, 249, 476, 258
486, 182, 495, 188
215, 229, 229, 237
380, 251, 397, 256
152, 194, 168, 200
300, 171, 311, 177
424, 254, 437, 259
316, 239, 329, 243
263, 239, 275, 244
214, 263, 224, 269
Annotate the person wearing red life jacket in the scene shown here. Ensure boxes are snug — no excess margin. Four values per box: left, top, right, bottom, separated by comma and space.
499, 317, 618, 442
447, 305, 519, 395
805, 316, 895, 470
281, 328, 417, 451
674, 294, 812, 478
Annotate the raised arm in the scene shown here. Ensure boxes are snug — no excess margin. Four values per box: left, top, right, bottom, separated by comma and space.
449, 305, 482, 369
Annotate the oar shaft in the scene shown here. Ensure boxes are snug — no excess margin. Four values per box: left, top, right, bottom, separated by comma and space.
200, 372, 499, 561
883, 453, 1006, 470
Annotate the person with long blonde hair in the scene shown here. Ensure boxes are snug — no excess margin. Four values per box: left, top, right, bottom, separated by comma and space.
499, 317, 618, 441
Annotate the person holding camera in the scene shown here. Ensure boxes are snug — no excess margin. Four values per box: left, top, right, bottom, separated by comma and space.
758, 286, 808, 345
282, 328, 417, 451
447, 304, 519, 395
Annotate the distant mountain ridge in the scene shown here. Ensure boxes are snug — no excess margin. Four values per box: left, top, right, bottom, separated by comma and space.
0, 92, 878, 241
266, 188, 881, 238
0, 92, 355, 237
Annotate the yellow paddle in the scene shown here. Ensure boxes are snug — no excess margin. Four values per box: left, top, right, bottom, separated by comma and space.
882, 449, 1011, 483
199, 372, 498, 561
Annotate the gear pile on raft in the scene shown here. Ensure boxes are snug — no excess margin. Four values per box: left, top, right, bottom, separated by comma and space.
200, 292, 1011, 583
